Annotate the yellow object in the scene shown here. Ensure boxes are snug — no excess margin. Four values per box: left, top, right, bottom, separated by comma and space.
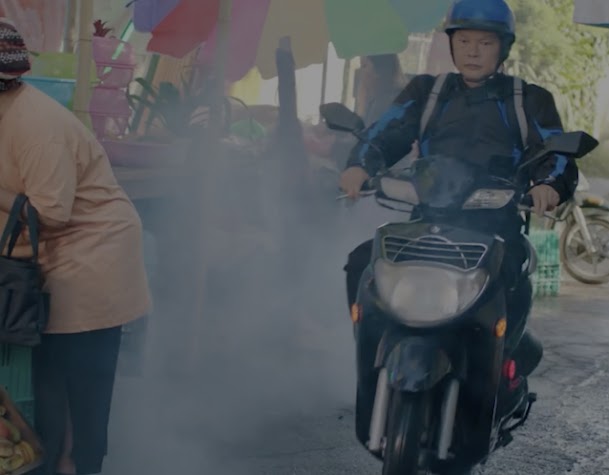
255, 0, 329, 79
350, 304, 363, 323
0, 439, 13, 458
229, 68, 262, 104
1, 453, 24, 472
495, 318, 507, 338
31, 52, 97, 81
583, 196, 604, 207
14, 441, 36, 465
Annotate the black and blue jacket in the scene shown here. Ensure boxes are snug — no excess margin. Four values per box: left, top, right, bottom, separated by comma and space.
347, 73, 579, 204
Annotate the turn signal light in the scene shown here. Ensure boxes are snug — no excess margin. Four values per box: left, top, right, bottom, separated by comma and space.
350, 304, 363, 323
495, 317, 507, 338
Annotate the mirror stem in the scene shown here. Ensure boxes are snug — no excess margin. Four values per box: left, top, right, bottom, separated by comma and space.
352, 130, 367, 142
351, 131, 387, 172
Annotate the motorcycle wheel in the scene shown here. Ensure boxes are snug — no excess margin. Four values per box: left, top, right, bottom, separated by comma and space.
382, 391, 430, 475
560, 217, 609, 284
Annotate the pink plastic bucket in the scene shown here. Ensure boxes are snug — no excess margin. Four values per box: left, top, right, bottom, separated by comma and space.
92, 37, 136, 67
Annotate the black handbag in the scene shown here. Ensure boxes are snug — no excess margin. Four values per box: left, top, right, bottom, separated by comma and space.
0, 195, 49, 346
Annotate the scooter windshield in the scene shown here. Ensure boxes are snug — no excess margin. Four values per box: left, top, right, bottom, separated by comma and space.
411, 156, 479, 209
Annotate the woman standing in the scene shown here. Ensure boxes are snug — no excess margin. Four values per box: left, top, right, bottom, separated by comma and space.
0, 19, 151, 475
357, 54, 406, 126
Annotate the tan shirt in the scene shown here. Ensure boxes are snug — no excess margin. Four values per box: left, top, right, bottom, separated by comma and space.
0, 85, 152, 334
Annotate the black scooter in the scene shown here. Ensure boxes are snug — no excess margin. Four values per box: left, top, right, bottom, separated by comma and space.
321, 102, 598, 475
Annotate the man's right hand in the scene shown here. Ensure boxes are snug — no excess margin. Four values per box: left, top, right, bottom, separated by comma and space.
340, 167, 371, 199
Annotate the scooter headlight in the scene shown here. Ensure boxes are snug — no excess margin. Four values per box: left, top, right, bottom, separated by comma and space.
374, 260, 488, 327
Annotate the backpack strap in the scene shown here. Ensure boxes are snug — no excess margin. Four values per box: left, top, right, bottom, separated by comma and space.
513, 77, 528, 148
419, 73, 448, 140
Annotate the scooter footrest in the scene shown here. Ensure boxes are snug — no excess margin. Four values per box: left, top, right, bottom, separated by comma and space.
499, 431, 514, 448
504, 392, 537, 433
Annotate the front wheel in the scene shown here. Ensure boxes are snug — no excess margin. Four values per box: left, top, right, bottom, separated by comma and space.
382, 391, 430, 475
560, 217, 609, 284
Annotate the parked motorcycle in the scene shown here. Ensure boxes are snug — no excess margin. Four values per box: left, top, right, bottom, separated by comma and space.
321, 102, 598, 475
544, 172, 609, 284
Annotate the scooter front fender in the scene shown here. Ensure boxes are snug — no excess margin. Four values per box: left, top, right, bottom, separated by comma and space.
380, 335, 453, 392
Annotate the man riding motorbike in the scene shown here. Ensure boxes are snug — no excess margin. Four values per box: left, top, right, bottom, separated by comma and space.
339, 0, 578, 445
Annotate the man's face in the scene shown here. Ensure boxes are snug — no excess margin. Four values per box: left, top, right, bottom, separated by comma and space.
451, 29, 502, 86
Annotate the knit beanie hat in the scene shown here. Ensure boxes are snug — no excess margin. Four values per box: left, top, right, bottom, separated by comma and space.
0, 18, 30, 91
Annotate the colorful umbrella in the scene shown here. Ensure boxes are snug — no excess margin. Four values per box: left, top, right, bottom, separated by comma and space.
133, 0, 182, 31
573, 0, 609, 28
134, 0, 451, 80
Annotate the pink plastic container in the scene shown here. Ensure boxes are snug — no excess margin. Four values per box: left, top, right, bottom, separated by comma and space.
89, 87, 131, 116
90, 38, 137, 139
90, 113, 131, 138
92, 37, 136, 67
92, 37, 136, 88
95, 65, 134, 88
88, 86, 132, 138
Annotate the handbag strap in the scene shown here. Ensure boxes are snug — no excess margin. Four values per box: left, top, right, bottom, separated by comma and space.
0, 195, 27, 257
0, 195, 40, 260
26, 202, 39, 260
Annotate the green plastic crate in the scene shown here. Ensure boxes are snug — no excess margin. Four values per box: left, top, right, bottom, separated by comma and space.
528, 229, 560, 267
532, 264, 561, 298
0, 345, 33, 424
528, 230, 561, 298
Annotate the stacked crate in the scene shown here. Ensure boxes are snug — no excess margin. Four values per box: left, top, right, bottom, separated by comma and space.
528, 229, 561, 297
0, 345, 33, 425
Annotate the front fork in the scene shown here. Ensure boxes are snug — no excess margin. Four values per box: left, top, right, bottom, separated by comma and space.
367, 368, 389, 453
366, 329, 461, 460
367, 369, 461, 461
438, 379, 460, 459
573, 204, 598, 254
364, 297, 510, 462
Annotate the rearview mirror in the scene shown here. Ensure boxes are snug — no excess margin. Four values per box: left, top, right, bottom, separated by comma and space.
517, 131, 599, 175
319, 102, 365, 133
543, 131, 599, 158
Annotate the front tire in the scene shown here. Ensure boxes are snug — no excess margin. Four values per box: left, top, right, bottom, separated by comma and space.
382, 391, 429, 475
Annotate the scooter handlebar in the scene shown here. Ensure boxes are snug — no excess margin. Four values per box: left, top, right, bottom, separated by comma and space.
336, 178, 378, 201
520, 194, 534, 209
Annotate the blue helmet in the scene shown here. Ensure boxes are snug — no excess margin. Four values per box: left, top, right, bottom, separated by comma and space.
444, 0, 516, 62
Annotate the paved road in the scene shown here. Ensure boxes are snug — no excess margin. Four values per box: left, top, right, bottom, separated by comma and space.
103, 193, 609, 475
102, 274, 609, 475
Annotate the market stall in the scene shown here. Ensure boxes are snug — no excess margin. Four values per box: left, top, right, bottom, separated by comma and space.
12, 0, 454, 372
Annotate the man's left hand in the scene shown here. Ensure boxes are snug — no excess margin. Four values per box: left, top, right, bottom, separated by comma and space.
528, 184, 560, 217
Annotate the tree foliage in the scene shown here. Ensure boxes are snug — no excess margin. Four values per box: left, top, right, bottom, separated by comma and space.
505, 0, 609, 175
505, 0, 609, 132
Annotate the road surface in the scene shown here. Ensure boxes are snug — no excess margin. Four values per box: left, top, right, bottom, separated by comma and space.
102, 275, 609, 475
